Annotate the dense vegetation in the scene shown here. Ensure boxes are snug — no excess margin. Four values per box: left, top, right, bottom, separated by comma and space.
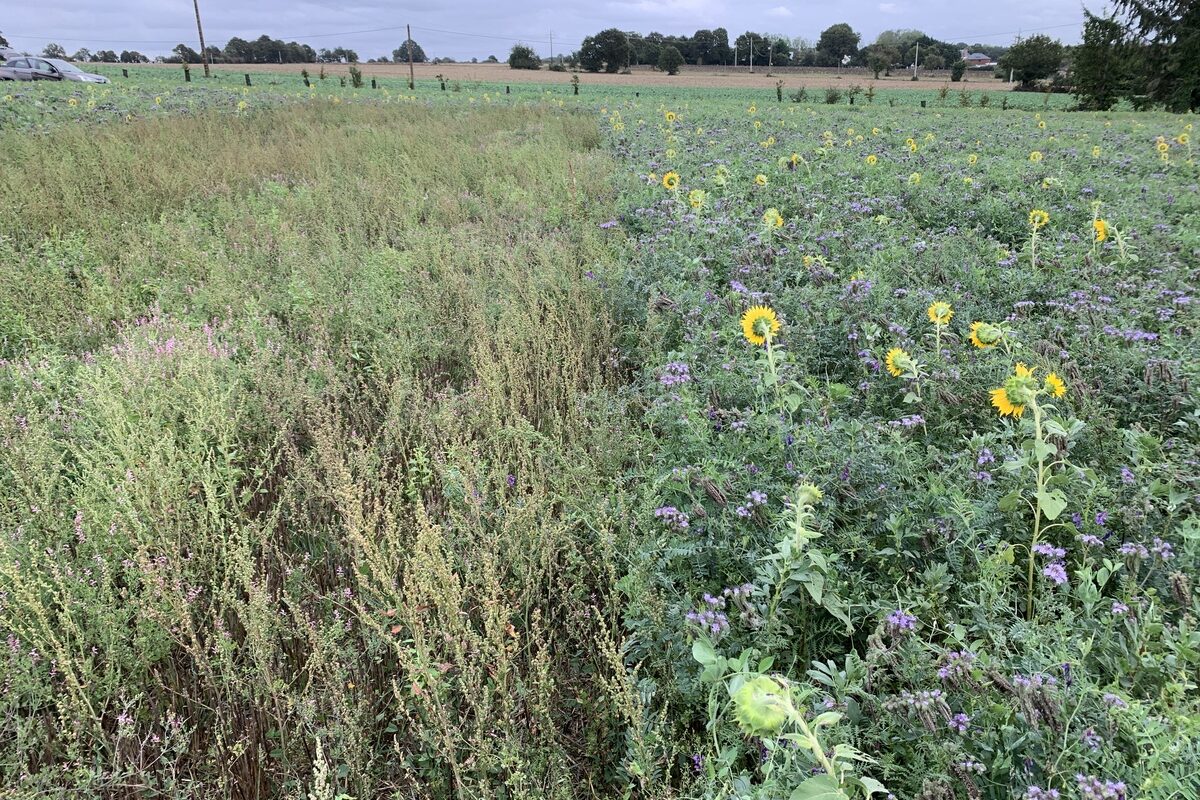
1, 70, 1197, 799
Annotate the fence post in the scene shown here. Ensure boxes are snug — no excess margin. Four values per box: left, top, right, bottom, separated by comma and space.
244, 73, 251, 87
371, 78, 377, 89
122, 68, 129, 78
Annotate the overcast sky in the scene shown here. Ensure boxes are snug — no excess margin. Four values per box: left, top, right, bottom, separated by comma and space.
3, 1, 1098, 60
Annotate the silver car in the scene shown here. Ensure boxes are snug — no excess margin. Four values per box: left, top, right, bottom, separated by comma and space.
0, 57, 109, 83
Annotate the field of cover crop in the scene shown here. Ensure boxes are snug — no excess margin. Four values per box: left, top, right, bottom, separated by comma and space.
1, 75, 1197, 800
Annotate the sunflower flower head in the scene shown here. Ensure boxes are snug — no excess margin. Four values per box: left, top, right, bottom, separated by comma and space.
714, 165, 730, 186
754, 173, 768, 187
1029, 150, 1043, 162
908, 172, 922, 185
968, 321, 1003, 349
664, 110, 676, 123
885, 347, 915, 378
687, 188, 707, 209
1093, 219, 1108, 242
741, 305, 781, 346
762, 208, 784, 228
662, 171, 680, 191
1044, 372, 1066, 398
865, 154, 878, 166
1029, 209, 1050, 230
991, 365, 1039, 419
927, 301, 953, 326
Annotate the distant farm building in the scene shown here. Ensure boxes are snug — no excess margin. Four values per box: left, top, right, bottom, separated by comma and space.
960, 48, 994, 66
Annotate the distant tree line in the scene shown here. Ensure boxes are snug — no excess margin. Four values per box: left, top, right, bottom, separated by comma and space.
565, 26, 1010, 74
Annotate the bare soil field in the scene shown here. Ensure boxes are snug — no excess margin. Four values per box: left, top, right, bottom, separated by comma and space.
184, 61, 1010, 91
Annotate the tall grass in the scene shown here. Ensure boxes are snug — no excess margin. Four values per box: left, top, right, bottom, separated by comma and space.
0, 104, 642, 797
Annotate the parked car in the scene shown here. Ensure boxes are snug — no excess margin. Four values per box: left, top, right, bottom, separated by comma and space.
0, 57, 109, 83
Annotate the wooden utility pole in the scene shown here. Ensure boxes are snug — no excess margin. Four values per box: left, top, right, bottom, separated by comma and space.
549, 30, 554, 66
192, 0, 210, 78
749, 34, 755, 73
913, 41, 919, 80
406, 24, 415, 90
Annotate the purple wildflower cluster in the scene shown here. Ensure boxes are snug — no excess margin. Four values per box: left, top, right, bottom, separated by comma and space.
685, 593, 730, 638
886, 609, 917, 636
653, 505, 690, 532
948, 712, 971, 734
734, 489, 767, 519
1013, 672, 1057, 690
1118, 537, 1174, 562
1025, 787, 1060, 800
1033, 542, 1070, 586
659, 361, 691, 388
1075, 775, 1126, 800
889, 414, 924, 428
937, 650, 976, 683
884, 688, 943, 711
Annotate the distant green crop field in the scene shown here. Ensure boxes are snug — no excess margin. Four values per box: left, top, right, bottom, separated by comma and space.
0, 73, 1196, 799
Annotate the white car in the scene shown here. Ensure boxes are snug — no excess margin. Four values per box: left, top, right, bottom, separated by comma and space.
0, 57, 109, 83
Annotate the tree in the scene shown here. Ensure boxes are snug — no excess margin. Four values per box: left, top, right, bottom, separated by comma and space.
94, 50, 118, 63
865, 48, 891, 79
120, 50, 149, 63
1072, 11, 1131, 110
816, 23, 860, 64
508, 43, 541, 70
485, 54, 499, 63
70, 48, 92, 63
578, 28, 630, 73
657, 44, 684, 75
951, 60, 966, 82
1109, 0, 1200, 111
923, 52, 945, 70
711, 28, 732, 65
168, 43, 201, 63
733, 32, 764, 65
0, 31, 8, 48
997, 35, 1064, 86
393, 39, 426, 63
42, 43, 67, 59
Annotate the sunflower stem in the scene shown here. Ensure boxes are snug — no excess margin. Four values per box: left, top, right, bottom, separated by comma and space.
1026, 395, 1046, 620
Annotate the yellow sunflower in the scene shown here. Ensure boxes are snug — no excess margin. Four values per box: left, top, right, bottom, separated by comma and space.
754, 173, 768, 187
1156, 141, 1169, 154
908, 172, 922, 185
662, 171, 681, 191
884, 347, 911, 378
1092, 146, 1101, 157
1179, 133, 1190, 145
927, 301, 954, 326
990, 388, 1024, 418
1093, 219, 1108, 242
741, 306, 780, 346
968, 321, 1002, 349
762, 208, 784, 228
1029, 209, 1050, 229
865, 154, 878, 166
688, 189, 707, 209
1029, 151, 1043, 162
968, 154, 979, 165
1045, 372, 1066, 398
664, 110, 677, 123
